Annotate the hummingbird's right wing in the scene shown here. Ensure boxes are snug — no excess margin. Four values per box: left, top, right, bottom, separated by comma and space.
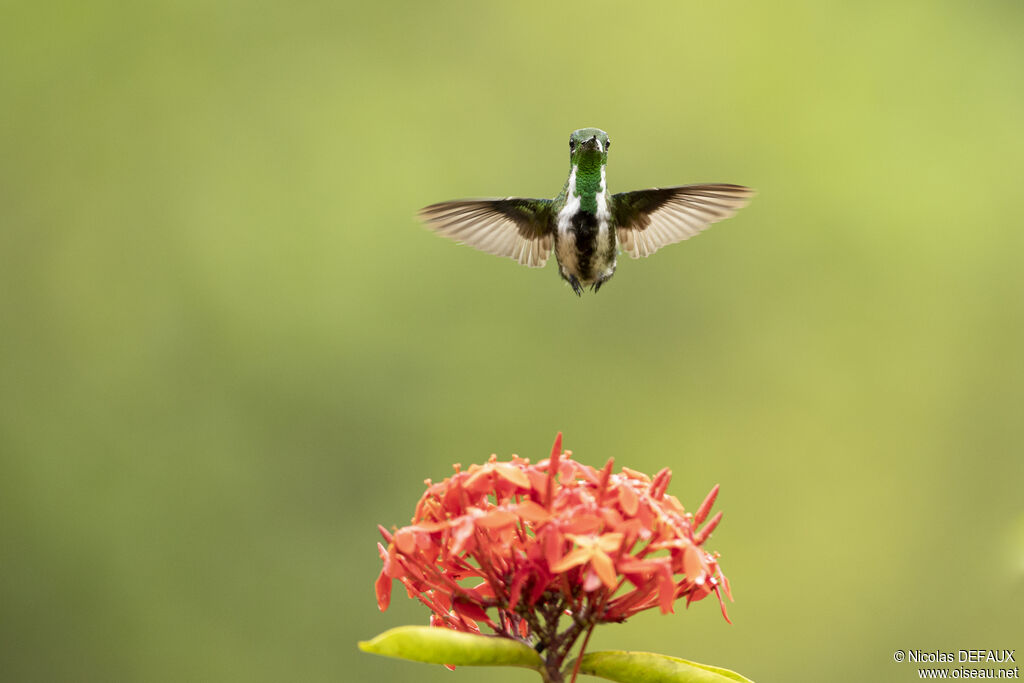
613, 184, 754, 258
418, 198, 555, 268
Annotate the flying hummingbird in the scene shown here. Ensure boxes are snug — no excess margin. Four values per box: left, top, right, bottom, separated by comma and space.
419, 128, 754, 295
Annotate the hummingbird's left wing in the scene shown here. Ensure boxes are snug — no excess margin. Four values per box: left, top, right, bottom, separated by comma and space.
612, 184, 754, 258
419, 198, 555, 268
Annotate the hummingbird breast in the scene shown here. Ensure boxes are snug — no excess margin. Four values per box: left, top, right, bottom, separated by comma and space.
554, 162, 617, 291
554, 209, 617, 287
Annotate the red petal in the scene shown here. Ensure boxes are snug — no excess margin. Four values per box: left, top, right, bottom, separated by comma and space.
657, 564, 675, 614
636, 501, 655, 529
694, 511, 723, 545
562, 513, 602, 535
688, 580, 712, 603
618, 485, 639, 516
662, 494, 686, 514
591, 550, 618, 590
650, 468, 672, 500
582, 567, 603, 592
463, 466, 494, 495
621, 467, 651, 483
558, 459, 574, 480
694, 484, 719, 526
550, 432, 563, 460
528, 574, 549, 605
414, 531, 437, 551
452, 598, 490, 623
551, 547, 590, 573
433, 591, 453, 613
715, 585, 733, 623
385, 545, 405, 579
682, 546, 707, 582
494, 463, 531, 489
617, 557, 653, 575
595, 532, 624, 553
544, 529, 563, 569
375, 568, 392, 611
508, 571, 529, 610
526, 470, 548, 498
466, 582, 496, 599
546, 433, 562, 507
574, 462, 601, 485
394, 528, 416, 554
597, 458, 614, 496
617, 518, 644, 541
477, 508, 517, 529
599, 507, 624, 530
516, 500, 551, 523
450, 517, 476, 555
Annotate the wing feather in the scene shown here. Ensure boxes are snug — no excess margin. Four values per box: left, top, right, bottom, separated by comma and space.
418, 198, 555, 268
614, 184, 754, 259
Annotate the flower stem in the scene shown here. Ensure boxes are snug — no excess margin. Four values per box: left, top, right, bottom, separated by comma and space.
567, 623, 596, 683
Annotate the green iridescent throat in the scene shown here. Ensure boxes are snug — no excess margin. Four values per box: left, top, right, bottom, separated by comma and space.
572, 151, 605, 215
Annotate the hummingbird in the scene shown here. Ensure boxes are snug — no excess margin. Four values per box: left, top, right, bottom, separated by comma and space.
419, 128, 754, 295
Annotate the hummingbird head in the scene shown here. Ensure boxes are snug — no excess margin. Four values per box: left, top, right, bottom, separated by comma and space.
569, 128, 610, 165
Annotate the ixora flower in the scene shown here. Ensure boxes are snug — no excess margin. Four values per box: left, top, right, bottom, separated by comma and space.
362, 434, 746, 683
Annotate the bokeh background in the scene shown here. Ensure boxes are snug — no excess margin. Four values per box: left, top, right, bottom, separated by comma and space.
2, 1, 1022, 681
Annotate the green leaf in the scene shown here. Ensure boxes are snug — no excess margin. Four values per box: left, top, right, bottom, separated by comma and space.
358, 626, 543, 670
575, 650, 754, 683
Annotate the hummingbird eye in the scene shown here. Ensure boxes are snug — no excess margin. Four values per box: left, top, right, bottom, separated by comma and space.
605, 139, 610, 150
569, 138, 576, 151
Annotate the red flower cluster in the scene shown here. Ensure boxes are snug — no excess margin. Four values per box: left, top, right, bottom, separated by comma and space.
375, 434, 731, 648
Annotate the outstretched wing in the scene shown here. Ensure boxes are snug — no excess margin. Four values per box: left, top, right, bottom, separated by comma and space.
613, 184, 754, 259
418, 198, 556, 268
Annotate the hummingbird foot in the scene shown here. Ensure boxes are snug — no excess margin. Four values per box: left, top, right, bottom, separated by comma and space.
567, 274, 584, 297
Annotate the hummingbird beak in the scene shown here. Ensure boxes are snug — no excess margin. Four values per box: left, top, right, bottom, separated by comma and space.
581, 135, 604, 153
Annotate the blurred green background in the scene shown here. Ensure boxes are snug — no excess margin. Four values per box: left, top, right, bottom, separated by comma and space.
2, 1, 1022, 681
